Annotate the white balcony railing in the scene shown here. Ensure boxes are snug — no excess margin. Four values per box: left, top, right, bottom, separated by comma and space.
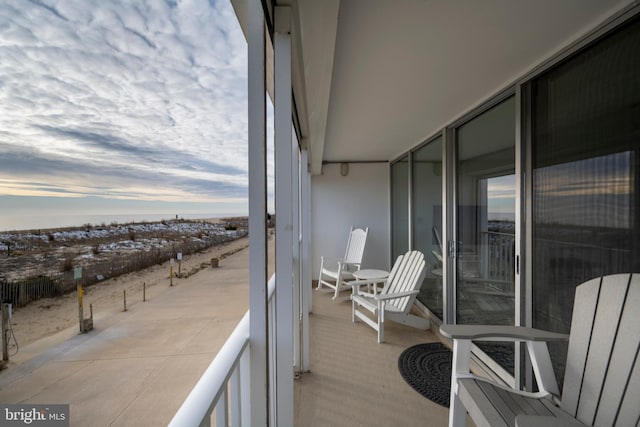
169, 275, 276, 427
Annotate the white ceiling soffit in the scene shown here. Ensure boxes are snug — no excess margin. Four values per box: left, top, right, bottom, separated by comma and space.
232, 1, 633, 175
289, 0, 340, 174
231, 0, 339, 173
292, 0, 633, 174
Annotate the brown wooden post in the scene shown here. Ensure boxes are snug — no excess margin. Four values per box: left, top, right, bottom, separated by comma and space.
75, 266, 84, 333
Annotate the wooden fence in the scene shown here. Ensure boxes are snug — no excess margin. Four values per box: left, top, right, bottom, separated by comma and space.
0, 275, 62, 307
1, 231, 246, 307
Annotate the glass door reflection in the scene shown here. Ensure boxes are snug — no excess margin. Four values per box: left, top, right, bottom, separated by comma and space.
455, 96, 516, 374
412, 137, 443, 318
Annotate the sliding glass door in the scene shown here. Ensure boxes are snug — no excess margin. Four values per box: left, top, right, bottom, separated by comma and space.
455, 96, 516, 373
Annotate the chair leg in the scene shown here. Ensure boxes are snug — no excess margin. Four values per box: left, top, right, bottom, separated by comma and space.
377, 302, 385, 343
332, 266, 343, 300
449, 394, 467, 427
317, 259, 325, 290
449, 339, 472, 427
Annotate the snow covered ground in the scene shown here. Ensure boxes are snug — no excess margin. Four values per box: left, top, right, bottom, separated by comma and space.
1, 220, 240, 251
0, 219, 248, 283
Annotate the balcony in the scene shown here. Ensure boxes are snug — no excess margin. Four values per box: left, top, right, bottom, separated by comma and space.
177, 2, 640, 424
294, 293, 449, 426
172, 274, 450, 427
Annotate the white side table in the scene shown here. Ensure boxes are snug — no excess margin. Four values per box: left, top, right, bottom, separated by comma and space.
352, 269, 389, 295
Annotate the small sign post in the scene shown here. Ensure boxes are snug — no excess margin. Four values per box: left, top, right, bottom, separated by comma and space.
177, 251, 182, 275
75, 267, 93, 333
170, 258, 174, 286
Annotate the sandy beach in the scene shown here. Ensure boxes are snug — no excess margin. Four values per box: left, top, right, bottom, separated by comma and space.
6, 235, 249, 365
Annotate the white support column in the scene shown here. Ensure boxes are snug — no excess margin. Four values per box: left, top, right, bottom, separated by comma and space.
292, 134, 301, 373
274, 5, 294, 426
300, 149, 311, 371
248, 0, 268, 425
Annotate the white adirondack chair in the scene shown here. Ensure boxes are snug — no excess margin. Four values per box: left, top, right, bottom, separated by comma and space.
350, 250, 430, 343
440, 273, 640, 427
317, 226, 368, 299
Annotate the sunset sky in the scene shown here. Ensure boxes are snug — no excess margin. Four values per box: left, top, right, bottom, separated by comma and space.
0, 0, 271, 226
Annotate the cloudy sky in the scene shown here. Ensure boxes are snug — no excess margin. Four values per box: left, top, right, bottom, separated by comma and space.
0, 0, 267, 224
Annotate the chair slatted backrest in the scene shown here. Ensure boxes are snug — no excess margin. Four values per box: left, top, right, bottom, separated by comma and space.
381, 250, 425, 312
344, 227, 368, 266
560, 273, 640, 427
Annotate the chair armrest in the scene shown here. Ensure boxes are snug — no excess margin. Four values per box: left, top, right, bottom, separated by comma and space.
440, 324, 569, 342
374, 290, 418, 301
322, 257, 359, 268
339, 261, 360, 268
442, 326, 567, 398
320, 256, 346, 263
516, 416, 586, 427
442, 324, 567, 397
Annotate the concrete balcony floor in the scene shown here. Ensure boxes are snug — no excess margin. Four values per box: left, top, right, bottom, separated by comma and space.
296, 290, 449, 426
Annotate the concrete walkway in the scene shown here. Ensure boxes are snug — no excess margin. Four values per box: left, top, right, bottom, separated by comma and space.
0, 243, 263, 426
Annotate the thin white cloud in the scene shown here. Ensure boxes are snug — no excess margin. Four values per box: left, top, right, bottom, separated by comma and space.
0, 0, 251, 205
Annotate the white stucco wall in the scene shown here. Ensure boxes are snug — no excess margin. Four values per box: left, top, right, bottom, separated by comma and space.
311, 162, 390, 279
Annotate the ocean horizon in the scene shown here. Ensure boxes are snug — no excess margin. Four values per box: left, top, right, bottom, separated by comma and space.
0, 212, 245, 233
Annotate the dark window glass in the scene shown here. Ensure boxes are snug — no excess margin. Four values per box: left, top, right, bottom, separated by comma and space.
412, 137, 443, 318
391, 156, 409, 261
532, 16, 640, 383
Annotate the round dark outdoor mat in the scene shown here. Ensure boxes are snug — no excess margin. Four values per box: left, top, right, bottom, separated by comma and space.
398, 342, 452, 407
